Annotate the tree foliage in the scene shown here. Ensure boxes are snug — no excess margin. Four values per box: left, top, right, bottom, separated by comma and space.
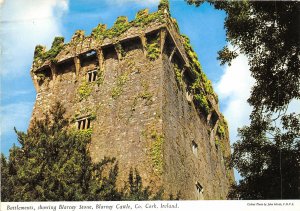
229, 112, 300, 199
187, 0, 300, 199
187, 0, 299, 112
1, 103, 163, 201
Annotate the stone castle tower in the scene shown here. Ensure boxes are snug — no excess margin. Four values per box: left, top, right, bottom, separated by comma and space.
30, 1, 234, 199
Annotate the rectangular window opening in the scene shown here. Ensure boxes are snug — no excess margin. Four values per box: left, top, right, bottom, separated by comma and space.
76, 115, 94, 130
87, 69, 98, 82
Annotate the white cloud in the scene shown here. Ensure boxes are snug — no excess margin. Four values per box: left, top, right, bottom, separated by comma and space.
215, 53, 299, 183
0, 0, 69, 77
215, 54, 255, 143
105, 0, 160, 7
215, 53, 254, 182
0, 102, 34, 136
216, 52, 300, 144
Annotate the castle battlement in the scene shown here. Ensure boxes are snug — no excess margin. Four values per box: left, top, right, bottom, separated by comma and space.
31, 5, 191, 88
30, 0, 234, 199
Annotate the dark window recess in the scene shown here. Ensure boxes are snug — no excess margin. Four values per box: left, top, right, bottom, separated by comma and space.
36, 67, 52, 85
164, 34, 176, 57
77, 117, 91, 130
121, 37, 142, 52
196, 182, 204, 193
183, 68, 193, 88
57, 59, 75, 74
146, 31, 160, 43
192, 140, 198, 155
172, 53, 184, 68
103, 45, 118, 60
87, 70, 98, 82
209, 110, 219, 127
80, 50, 98, 66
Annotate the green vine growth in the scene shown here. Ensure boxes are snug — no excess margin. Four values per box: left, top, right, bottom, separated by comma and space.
111, 72, 128, 99
150, 130, 164, 175
34, 37, 65, 67
139, 81, 153, 103
181, 34, 220, 115
217, 117, 228, 139
146, 36, 160, 61
173, 63, 183, 87
74, 128, 93, 139
96, 69, 104, 86
78, 81, 92, 101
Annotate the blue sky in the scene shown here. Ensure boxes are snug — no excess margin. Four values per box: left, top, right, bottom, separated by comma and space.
0, 0, 259, 181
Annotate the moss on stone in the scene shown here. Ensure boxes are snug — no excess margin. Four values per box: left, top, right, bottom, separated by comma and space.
111, 72, 128, 99
105, 16, 131, 39
71, 30, 85, 43
78, 81, 92, 101
91, 24, 107, 41
217, 124, 226, 139
217, 117, 228, 139
115, 42, 126, 58
134, 10, 165, 28
158, 0, 170, 13
135, 8, 149, 19
91, 10, 165, 42
193, 93, 210, 115
33, 37, 65, 68
181, 34, 220, 114
96, 69, 104, 86
171, 17, 180, 32
173, 63, 183, 86
91, 16, 130, 40
139, 81, 152, 103
150, 130, 164, 175
215, 137, 226, 156
146, 36, 160, 61
74, 128, 93, 139
36, 73, 46, 83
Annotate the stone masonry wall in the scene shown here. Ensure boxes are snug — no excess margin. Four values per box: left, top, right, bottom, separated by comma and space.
161, 54, 231, 199
31, 41, 165, 190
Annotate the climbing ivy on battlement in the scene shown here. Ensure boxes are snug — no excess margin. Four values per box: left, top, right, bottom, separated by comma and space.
181, 34, 219, 115
91, 10, 165, 42
33, 37, 65, 67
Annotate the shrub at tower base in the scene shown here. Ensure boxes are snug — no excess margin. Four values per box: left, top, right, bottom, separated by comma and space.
1, 102, 166, 201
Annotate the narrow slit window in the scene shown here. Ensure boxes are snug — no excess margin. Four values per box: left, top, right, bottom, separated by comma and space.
195, 182, 204, 200
77, 120, 82, 130
87, 69, 98, 82
192, 140, 198, 156
93, 72, 97, 81
186, 91, 193, 103
88, 72, 92, 82
87, 119, 91, 129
